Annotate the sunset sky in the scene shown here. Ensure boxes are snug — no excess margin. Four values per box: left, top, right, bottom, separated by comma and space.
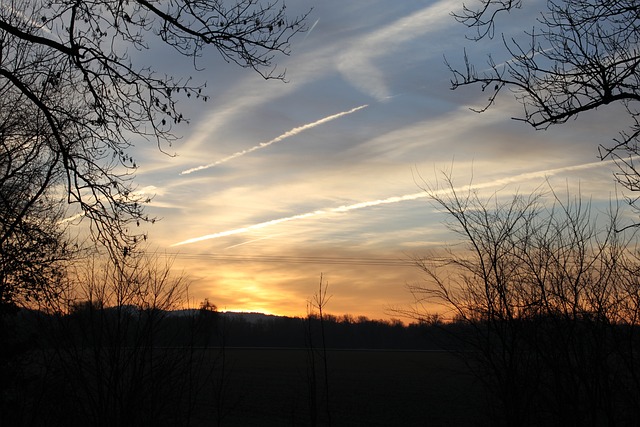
130, 0, 630, 320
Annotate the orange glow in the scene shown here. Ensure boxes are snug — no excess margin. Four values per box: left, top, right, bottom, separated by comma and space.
168, 248, 426, 321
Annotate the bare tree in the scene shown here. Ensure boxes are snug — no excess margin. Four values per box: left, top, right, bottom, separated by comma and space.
0, 0, 308, 258
305, 274, 332, 427
0, 96, 82, 424
22, 251, 203, 426
407, 175, 640, 425
447, 0, 640, 207
0, 86, 80, 308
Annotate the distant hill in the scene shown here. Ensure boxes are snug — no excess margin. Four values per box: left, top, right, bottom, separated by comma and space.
168, 309, 285, 324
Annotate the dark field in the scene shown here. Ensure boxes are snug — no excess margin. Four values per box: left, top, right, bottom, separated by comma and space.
3, 311, 491, 426
198, 348, 483, 427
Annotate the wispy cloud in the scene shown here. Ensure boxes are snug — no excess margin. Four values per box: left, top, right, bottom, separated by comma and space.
337, 0, 459, 99
180, 104, 368, 175
171, 158, 617, 247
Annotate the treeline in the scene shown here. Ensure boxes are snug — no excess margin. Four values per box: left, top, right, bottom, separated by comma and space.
4, 304, 455, 351
195, 311, 449, 350
1, 300, 455, 427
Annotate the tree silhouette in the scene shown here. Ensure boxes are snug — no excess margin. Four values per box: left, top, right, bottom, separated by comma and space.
408, 174, 640, 425
0, 82, 82, 308
448, 0, 640, 210
0, 0, 308, 259
305, 274, 332, 427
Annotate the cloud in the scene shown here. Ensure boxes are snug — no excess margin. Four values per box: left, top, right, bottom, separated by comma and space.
171, 158, 618, 247
176, 40, 349, 154
180, 104, 368, 175
171, 210, 325, 246
178, 1, 460, 155
337, 0, 460, 99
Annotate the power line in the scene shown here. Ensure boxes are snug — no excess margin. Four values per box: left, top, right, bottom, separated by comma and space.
156, 252, 418, 267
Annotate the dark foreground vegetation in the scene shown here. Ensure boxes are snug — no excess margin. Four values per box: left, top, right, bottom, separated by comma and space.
405, 177, 640, 427
0, 304, 483, 426
4, 300, 640, 426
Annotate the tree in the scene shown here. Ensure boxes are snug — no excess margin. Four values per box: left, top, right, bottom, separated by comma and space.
448, 0, 640, 208
17, 251, 204, 426
0, 91, 82, 424
0, 81, 79, 309
407, 175, 640, 425
0, 0, 308, 260
305, 274, 332, 427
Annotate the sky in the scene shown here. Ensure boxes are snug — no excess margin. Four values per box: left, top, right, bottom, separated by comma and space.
129, 0, 631, 320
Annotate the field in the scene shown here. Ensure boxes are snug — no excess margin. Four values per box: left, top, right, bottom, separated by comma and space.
195, 348, 483, 427
3, 312, 492, 426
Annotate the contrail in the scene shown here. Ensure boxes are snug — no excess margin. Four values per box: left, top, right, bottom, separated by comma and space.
180, 104, 368, 175
1, 4, 53, 35
171, 158, 617, 247
171, 211, 326, 246
58, 211, 85, 225
224, 234, 283, 249
302, 18, 320, 41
